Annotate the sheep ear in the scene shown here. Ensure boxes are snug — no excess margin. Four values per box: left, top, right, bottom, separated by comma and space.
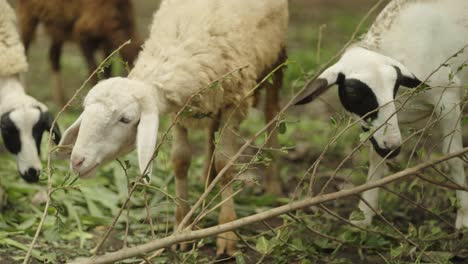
57, 116, 82, 158
386, 57, 423, 88
393, 66, 423, 88
293, 64, 342, 105
136, 106, 159, 184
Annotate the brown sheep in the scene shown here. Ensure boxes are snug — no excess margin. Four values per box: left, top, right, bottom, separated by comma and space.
16, 0, 142, 105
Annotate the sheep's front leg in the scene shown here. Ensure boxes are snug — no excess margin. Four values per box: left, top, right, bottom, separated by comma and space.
214, 110, 239, 257
437, 100, 468, 228
79, 40, 99, 85
263, 69, 283, 195
201, 115, 220, 185
352, 146, 387, 226
171, 125, 191, 250
17, 7, 38, 53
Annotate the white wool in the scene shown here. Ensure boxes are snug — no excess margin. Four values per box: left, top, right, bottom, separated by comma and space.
0, 0, 28, 77
333, 0, 468, 228
0, 0, 45, 117
361, 0, 468, 81
130, 0, 288, 126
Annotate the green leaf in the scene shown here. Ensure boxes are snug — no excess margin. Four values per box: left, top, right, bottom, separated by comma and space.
210, 80, 220, 90
43, 225, 61, 242
0, 238, 44, 261
256, 236, 270, 255
359, 130, 372, 143
124, 160, 132, 170
329, 116, 338, 127
349, 210, 365, 221
390, 244, 405, 258
292, 237, 305, 251
449, 196, 457, 207
235, 254, 247, 264
408, 223, 417, 237
341, 230, 359, 243
278, 121, 287, 134
16, 217, 37, 231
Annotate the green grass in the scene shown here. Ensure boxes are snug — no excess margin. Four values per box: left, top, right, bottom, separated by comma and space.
1, 1, 467, 263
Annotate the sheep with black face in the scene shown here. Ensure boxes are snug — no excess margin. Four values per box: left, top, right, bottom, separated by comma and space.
294, 0, 468, 228
0, 0, 61, 183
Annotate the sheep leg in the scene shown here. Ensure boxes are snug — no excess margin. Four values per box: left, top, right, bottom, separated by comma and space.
252, 88, 262, 108
201, 113, 220, 185
103, 48, 113, 78
17, 10, 38, 52
438, 99, 468, 228
215, 109, 238, 257
80, 41, 99, 85
49, 41, 66, 106
263, 70, 282, 195
352, 146, 387, 226
171, 125, 191, 251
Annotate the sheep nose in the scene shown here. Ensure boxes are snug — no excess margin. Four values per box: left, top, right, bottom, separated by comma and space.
71, 156, 85, 170
383, 139, 400, 150
21, 168, 41, 183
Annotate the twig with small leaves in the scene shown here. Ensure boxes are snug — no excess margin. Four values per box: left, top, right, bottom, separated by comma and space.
70, 147, 468, 264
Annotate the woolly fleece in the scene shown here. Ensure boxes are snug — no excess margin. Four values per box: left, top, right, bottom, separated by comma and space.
129, 0, 288, 127
0, 0, 28, 77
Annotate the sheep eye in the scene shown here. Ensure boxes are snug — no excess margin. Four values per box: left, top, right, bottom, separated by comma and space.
119, 117, 131, 124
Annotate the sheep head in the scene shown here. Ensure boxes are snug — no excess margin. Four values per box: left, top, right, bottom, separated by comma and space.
59, 77, 159, 181
294, 47, 423, 158
0, 78, 61, 182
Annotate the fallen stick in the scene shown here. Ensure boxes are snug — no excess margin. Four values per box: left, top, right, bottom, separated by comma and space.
70, 147, 468, 264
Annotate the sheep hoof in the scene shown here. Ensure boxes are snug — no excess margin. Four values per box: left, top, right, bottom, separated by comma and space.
350, 215, 373, 227
216, 231, 237, 258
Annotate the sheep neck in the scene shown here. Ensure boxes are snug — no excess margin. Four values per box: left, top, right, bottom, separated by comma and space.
0, 76, 26, 105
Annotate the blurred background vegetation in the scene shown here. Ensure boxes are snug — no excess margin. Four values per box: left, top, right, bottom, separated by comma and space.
1, 0, 467, 263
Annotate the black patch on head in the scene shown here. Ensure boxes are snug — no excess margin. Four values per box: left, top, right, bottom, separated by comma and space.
32, 118, 44, 155
32, 108, 62, 155
337, 73, 379, 121
1, 112, 21, 154
393, 67, 402, 98
393, 66, 423, 96
362, 127, 401, 159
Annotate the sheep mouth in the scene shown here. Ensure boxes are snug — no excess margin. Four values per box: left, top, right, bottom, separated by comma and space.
361, 127, 401, 159
76, 163, 100, 178
369, 136, 401, 159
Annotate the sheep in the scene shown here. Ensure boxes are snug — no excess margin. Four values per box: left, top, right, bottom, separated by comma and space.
58, 0, 288, 256
0, 0, 61, 182
294, 0, 468, 228
201, 49, 287, 195
16, 0, 143, 106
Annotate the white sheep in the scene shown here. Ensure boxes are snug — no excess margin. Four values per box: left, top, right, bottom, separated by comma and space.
0, 0, 61, 182
58, 0, 288, 256
294, 0, 468, 228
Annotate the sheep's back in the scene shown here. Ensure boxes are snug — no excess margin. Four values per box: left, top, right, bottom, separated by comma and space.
131, 0, 288, 126
16, 0, 135, 43
362, 0, 467, 80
